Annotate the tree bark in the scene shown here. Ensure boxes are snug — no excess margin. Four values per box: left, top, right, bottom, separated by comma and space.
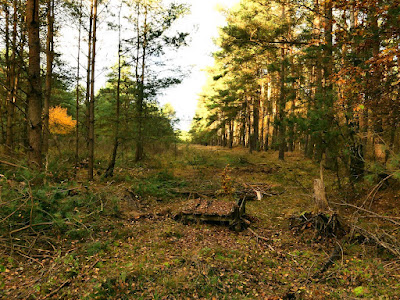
26, 0, 43, 169
278, 4, 287, 160
105, 2, 123, 177
43, 0, 54, 155
75, 0, 83, 170
253, 93, 260, 151
5, 1, 17, 153
228, 119, 233, 148
88, 0, 97, 180
135, 2, 148, 162
85, 1, 93, 150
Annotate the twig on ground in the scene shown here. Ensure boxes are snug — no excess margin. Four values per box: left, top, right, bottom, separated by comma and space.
0, 159, 28, 169
8, 222, 54, 235
353, 225, 400, 257
0, 197, 30, 223
43, 279, 71, 299
305, 259, 318, 283
331, 201, 400, 226
247, 227, 275, 251
362, 173, 394, 209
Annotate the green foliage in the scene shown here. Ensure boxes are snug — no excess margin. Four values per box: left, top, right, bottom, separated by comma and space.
96, 73, 179, 157
353, 286, 366, 297
225, 155, 249, 166
130, 169, 186, 200
0, 165, 111, 242
187, 152, 209, 166
85, 241, 110, 256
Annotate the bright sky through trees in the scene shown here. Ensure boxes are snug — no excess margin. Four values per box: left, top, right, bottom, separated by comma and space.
160, 0, 240, 131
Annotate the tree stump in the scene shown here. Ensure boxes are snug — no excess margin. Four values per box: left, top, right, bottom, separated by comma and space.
313, 178, 329, 212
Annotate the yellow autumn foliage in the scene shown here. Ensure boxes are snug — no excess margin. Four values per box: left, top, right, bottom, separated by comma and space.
49, 106, 76, 135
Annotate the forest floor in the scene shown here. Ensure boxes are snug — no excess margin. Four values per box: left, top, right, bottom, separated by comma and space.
1, 145, 400, 299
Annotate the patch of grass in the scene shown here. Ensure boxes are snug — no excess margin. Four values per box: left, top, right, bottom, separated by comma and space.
160, 227, 183, 239
225, 155, 250, 166
85, 241, 110, 256
130, 169, 187, 200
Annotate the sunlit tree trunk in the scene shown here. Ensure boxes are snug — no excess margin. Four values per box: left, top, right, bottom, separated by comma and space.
85, 0, 93, 150
88, 0, 98, 180
278, 3, 287, 160
252, 93, 260, 151
26, 0, 43, 169
75, 0, 83, 170
5, 0, 17, 153
240, 101, 246, 146
43, 0, 54, 155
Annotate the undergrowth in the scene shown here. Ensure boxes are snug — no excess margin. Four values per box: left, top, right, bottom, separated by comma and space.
1, 145, 400, 299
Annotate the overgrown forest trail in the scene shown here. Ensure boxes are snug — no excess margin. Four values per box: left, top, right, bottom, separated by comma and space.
2, 145, 400, 299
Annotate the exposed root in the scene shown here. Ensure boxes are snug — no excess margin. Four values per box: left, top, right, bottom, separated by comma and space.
289, 212, 348, 240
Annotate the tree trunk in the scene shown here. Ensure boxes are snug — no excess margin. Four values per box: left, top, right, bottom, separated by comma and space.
314, 164, 329, 212
105, 3, 123, 177
322, 0, 336, 169
247, 96, 252, 153
85, 1, 93, 150
5, 1, 17, 154
43, 0, 54, 155
240, 102, 246, 146
264, 115, 270, 151
228, 120, 233, 148
253, 94, 260, 151
26, 0, 43, 169
278, 7, 286, 160
75, 0, 83, 170
135, 2, 148, 162
88, 0, 97, 180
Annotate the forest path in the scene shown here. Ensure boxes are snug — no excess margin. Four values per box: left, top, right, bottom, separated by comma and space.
3, 145, 399, 299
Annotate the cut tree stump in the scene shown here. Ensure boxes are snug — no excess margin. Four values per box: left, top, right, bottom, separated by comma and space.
174, 198, 247, 231
313, 162, 330, 213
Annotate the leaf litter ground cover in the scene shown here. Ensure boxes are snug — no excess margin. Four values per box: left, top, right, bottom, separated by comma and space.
1, 145, 400, 299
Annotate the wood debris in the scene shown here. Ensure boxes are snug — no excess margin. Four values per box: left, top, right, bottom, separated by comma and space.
174, 198, 247, 231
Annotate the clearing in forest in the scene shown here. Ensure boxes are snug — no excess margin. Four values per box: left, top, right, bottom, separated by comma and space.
1, 145, 400, 299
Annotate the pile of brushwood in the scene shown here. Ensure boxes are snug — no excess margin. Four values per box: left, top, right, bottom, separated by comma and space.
289, 171, 400, 278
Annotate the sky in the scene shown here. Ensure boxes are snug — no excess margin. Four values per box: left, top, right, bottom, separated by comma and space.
58, 0, 240, 131
159, 0, 240, 131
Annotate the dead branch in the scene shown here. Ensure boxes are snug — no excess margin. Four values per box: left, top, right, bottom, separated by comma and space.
0, 197, 30, 223
0, 159, 28, 169
362, 173, 394, 209
8, 222, 54, 235
331, 201, 400, 226
353, 225, 400, 257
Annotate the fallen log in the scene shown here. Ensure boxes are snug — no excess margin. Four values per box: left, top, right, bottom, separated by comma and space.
174, 198, 248, 231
